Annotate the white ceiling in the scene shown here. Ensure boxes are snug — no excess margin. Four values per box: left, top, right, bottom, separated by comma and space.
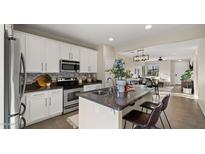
16, 24, 205, 50
119, 39, 199, 61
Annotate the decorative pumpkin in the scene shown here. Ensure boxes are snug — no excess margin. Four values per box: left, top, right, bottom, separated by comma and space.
36, 74, 52, 87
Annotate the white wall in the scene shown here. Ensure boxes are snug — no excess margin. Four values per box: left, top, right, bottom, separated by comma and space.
197, 37, 205, 116
0, 24, 4, 129
97, 45, 116, 87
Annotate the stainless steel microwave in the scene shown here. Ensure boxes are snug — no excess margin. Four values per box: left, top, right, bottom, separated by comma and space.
60, 60, 80, 72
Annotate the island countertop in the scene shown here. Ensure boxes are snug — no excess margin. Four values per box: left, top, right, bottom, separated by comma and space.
79, 85, 153, 111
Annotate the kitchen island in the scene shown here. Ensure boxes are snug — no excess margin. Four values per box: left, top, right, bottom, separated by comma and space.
79, 85, 153, 129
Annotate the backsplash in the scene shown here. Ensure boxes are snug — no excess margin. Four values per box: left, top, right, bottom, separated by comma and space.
26, 72, 96, 84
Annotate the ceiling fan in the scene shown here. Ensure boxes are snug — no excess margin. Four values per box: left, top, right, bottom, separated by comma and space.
158, 57, 163, 61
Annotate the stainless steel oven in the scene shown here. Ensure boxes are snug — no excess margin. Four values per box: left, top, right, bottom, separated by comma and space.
60, 60, 80, 73
63, 87, 83, 114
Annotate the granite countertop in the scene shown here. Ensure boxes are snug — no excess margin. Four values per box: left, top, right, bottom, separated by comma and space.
25, 80, 102, 93
79, 80, 102, 86
25, 83, 63, 93
79, 85, 153, 111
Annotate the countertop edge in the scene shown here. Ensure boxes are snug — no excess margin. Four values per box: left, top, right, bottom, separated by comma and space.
79, 88, 153, 111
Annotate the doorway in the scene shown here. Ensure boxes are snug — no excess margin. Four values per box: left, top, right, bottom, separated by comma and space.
173, 60, 189, 85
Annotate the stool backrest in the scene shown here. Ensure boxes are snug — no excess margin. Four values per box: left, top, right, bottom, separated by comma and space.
146, 79, 153, 87
161, 95, 170, 111
146, 102, 163, 128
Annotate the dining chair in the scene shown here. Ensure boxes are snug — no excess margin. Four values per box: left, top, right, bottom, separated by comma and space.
123, 103, 163, 129
140, 95, 171, 128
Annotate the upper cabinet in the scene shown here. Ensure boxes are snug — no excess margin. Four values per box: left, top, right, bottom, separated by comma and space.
70, 45, 80, 61
15, 30, 97, 73
26, 34, 60, 73
80, 48, 97, 73
60, 43, 80, 61
80, 47, 89, 73
26, 34, 46, 73
45, 39, 60, 73
88, 49, 97, 73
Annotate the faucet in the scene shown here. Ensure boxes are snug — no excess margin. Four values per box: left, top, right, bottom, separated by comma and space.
107, 77, 116, 94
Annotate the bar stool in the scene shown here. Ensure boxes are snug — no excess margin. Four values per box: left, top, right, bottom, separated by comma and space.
140, 95, 171, 129
123, 103, 163, 129
152, 79, 160, 101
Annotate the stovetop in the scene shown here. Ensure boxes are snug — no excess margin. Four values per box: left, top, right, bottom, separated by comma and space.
56, 78, 83, 90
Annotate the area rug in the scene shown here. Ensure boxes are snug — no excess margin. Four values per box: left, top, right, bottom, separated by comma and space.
66, 114, 79, 129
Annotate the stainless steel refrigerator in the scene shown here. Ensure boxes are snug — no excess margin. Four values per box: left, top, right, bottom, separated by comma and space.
4, 25, 27, 129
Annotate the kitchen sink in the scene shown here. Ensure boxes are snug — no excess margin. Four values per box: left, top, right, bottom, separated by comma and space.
92, 90, 108, 95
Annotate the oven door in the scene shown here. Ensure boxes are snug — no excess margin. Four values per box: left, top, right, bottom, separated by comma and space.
64, 88, 83, 104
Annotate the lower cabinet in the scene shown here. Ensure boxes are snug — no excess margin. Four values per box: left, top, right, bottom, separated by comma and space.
30, 91, 49, 123
48, 89, 63, 116
24, 89, 63, 126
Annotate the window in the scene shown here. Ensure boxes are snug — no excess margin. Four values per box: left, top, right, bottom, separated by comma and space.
147, 64, 159, 76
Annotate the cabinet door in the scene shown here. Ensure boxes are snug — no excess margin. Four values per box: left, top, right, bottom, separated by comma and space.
45, 39, 60, 73
21, 94, 30, 126
30, 92, 48, 123
26, 34, 46, 73
70, 45, 80, 61
88, 49, 97, 73
80, 47, 89, 73
14, 31, 26, 57
60, 42, 70, 60
48, 89, 63, 116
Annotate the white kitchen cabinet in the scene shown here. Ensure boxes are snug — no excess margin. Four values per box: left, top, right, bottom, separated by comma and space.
60, 43, 80, 61
14, 31, 26, 57
70, 45, 80, 61
29, 91, 48, 123
83, 84, 102, 92
48, 89, 63, 116
26, 89, 63, 125
45, 39, 60, 73
26, 34, 46, 73
80, 47, 89, 73
88, 49, 97, 73
60, 42, 70, 60
80, 48, 97, 73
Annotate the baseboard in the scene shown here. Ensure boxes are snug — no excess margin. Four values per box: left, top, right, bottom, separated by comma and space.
198, 100, 205, 117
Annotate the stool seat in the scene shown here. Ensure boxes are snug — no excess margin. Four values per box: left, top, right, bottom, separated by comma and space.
140, 101, 158, 110
123, 110, 150, 127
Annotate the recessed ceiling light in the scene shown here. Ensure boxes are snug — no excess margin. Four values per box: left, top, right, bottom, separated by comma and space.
178, 59, 182, 62
145, 25, 152, 30
109, 38, 114, 42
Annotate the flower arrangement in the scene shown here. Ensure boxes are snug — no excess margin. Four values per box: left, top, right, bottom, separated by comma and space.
107, 58, 131, 80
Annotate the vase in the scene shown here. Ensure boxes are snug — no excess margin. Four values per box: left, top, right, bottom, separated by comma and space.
183, 88, 192, 94
117, 80, 126, 93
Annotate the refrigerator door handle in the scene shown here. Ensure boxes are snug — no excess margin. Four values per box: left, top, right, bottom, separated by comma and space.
20, 53, 26, 99
19, 116, 26, 129
19, 103, 26, 116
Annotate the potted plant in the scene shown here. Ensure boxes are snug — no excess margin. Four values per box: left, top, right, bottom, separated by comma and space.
180, 69, 193, 94
106, 59, 131, 93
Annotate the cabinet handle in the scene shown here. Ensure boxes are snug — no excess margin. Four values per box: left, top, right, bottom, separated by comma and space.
41, 63, 44, 72
49, 97, 51, 106
45, 63, 47, 72
45, 98, 47, 107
